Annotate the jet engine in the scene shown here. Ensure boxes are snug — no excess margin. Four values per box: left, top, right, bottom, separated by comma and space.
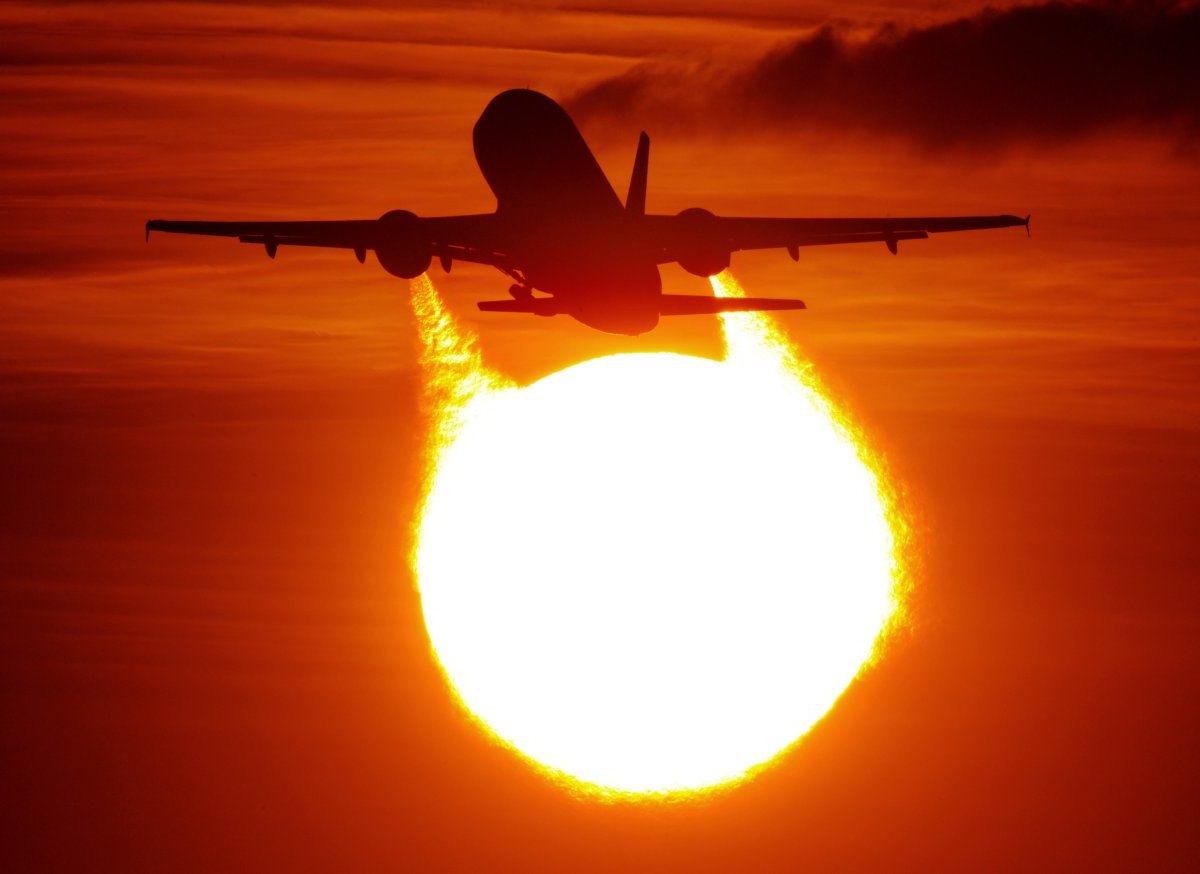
375, 209, 432, 278
675, 207, 731, 277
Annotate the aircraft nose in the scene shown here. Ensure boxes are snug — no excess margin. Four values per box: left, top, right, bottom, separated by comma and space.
481, 88, 558, 119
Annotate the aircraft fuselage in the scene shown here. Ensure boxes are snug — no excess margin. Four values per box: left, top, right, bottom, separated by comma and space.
473, 89, 663, 334
146, 89, 1025, 335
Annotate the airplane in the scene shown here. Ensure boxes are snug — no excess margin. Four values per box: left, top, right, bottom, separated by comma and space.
146, 88, 1029, 336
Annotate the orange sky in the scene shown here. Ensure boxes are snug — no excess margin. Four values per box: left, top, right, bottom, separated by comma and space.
2, 2, 1199, 870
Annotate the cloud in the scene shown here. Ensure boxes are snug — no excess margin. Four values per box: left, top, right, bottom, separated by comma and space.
566, 1, 1200, 148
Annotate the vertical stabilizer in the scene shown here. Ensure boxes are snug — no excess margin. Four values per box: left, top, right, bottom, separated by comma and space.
625, 132, 649, 215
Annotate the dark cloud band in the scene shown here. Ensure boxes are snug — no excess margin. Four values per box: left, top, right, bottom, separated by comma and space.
567, 1, 1200, 147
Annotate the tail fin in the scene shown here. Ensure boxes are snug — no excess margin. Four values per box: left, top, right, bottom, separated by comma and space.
625, 132, 649, 215
478, 294, 805, 319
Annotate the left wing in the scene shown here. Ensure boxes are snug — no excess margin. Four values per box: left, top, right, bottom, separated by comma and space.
644, 212, 1029, 260
145, 214, 508, 268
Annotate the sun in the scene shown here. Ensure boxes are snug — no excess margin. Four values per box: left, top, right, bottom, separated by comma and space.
411, 273, 907, 798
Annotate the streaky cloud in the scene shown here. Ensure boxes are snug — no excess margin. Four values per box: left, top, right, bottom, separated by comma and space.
566, 0, 1200, 149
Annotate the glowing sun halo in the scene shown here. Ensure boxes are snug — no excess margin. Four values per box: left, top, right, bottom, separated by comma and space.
411, 273, 907, 798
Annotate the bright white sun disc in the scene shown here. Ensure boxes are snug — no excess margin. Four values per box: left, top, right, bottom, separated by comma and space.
416, 351, 897, 795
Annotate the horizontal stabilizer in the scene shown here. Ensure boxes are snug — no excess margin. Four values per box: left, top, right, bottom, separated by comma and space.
477, 298, 560, 316
479, 295, 807, 317
658, 294, 806, 316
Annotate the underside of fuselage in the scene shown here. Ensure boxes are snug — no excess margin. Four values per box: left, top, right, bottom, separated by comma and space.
472, 89, 663, 335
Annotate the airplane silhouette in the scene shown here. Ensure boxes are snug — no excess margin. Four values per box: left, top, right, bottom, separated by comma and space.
147, 89, 1028, 335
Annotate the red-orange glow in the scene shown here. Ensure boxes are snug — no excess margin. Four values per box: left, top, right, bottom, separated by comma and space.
4, 2, 1199, 870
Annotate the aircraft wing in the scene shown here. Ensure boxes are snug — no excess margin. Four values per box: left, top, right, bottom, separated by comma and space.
145, 214, 510, 268
644, 213, 1029, 260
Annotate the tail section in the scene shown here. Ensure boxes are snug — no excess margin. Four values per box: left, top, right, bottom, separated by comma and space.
658, 294, 806, 315
479, 294, 804, 317
477, 291, 805, 319
625, 132, 649, 215
477, 297, 560, 316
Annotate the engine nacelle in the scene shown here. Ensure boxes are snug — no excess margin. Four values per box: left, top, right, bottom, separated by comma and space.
374, 209, 432, 279
675, 207, 731, 277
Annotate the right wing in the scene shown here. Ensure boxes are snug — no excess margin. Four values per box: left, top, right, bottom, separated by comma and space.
644, 212, 1029, 260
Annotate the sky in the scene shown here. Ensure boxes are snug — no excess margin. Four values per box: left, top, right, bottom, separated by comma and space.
2, 1, 1199, 870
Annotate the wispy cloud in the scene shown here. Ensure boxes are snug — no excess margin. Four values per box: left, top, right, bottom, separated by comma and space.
568, 1, 1200, 149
